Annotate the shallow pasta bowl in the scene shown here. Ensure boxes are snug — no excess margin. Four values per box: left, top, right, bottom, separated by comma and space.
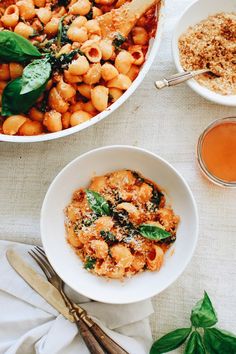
41, 145, 198, 304
172, 0, 236, 106
0, 2, 165, 143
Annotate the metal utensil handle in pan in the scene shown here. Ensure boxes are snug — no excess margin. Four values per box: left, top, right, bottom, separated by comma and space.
155, 69, 209, 89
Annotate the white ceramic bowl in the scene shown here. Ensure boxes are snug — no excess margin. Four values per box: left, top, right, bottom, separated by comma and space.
172, 0, 236, 106
41, 145, 198, 304
0, 4, 165, 143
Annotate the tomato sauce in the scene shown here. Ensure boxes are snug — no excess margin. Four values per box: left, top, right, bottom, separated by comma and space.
201, 121, 236, 182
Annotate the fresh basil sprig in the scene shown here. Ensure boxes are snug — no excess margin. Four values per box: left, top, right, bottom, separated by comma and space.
20, 57, 51, 94
150, 328, 191, 354
184, 331, 206, 354
139, 224, 171, 241
203, 327, 236, 353
150, 291, 236, 354
1, 77, 46, 116
0, 31, 41, 63
86, 190, 111, 216
191, 291, 218, 328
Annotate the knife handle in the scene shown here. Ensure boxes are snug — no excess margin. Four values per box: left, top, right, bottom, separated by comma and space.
75, 318, 105, 354
90, 322, 129, 354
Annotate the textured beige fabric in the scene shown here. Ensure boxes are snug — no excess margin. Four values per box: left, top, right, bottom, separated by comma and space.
0, 0, 236, 352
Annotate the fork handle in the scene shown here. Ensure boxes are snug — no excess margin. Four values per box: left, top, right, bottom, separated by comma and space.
60, 292, 105, 354
76, 318, 105, 354
89, 322, 129, 354
155, 69, 209, 89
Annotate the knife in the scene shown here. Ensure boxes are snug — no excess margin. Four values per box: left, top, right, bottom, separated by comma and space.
6, 249, 74, 322
6, 249, 129, 354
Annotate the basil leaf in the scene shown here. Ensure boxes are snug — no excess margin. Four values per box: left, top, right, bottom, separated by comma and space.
139, 224, 171, 241
203, 327, 236, 354
184, 331, 206, 354
1, 77, 46, 116
86, 190, 111, 216
0, 31, 41, 63
84, 256, 96, 270
191, 291, 218, 328
20, 57, 51, 94
150, 328, 191, 354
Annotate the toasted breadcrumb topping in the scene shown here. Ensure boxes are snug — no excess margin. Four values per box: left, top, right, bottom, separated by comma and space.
178, 13, 236, 95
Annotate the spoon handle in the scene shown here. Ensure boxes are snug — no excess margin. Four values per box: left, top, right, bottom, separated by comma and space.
155, 69, 209, 89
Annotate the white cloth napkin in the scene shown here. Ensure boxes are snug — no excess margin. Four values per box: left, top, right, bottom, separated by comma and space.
0, 240, 154, 354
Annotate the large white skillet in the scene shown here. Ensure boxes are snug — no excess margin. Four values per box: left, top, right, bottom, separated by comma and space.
0, 2, 165, 143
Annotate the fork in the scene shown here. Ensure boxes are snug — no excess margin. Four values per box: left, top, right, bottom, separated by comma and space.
29, 247, 129, 354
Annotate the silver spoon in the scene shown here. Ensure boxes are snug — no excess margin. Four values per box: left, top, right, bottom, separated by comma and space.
155, 68, 211, 89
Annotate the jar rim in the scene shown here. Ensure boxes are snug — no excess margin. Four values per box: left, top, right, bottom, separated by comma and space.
197, 117, 236, 188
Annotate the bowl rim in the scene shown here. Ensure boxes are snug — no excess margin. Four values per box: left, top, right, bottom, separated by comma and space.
172, 0, 236, 107
41, 145, 199, 304
0, 2, 165, 143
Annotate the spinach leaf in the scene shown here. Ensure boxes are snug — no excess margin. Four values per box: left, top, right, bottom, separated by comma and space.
58, 23, 72, 47
150, 188, 163, 207
83, 218, 95, 227
20, 57, 51, 94
184, 331, 206, 354
0, 31, 41, 63
203, 327, 236, 353
86, 190, 111, 216
1, 78, 46, 116
58, 0, 70, 6
112, 33, 126, 50
139, 224, 171, 241
191, 291, 218, 328
86, 7, 93, 20
150, 328, 191, 354
57, 15, 66, 48
49, 49, 82, 71
38, 90, 49, 112
100, 230, 116, 242
84, 256, 96, 270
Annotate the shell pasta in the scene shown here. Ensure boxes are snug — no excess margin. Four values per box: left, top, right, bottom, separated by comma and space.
64, 170, 179, 279
0, 0, 157, 136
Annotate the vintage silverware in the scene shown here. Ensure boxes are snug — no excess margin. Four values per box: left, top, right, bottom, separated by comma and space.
6, 248, 105, 354
155, 68, 211, 89
6, 249, 73, 321
29, 246, 129, 354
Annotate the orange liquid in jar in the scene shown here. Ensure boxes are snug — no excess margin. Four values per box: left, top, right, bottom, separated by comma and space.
201, 122, 236, 182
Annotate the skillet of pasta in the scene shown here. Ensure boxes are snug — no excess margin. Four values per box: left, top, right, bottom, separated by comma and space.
0, 0, 157, 136
65, 170, 179, 279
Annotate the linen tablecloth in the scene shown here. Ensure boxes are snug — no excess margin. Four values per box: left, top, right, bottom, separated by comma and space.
0, 0, 236, 352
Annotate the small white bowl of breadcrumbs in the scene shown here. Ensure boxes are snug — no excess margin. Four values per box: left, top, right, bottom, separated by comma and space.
172, 0, 236, 106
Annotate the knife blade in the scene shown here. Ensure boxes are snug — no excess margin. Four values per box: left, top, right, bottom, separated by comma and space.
6, 249, 74, 322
